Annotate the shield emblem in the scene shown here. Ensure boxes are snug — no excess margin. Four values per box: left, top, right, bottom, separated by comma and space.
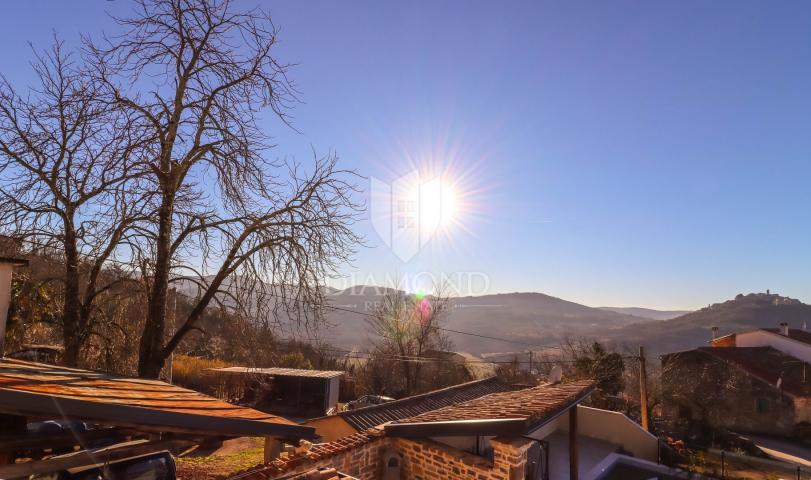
370, 171, 445, 262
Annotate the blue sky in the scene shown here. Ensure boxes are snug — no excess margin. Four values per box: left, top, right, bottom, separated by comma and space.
1, 1, 810, 309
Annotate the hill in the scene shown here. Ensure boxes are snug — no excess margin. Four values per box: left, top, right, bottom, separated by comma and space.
594, 293, 811, 354
597, 306, 691, 321
322, 287, 656, 354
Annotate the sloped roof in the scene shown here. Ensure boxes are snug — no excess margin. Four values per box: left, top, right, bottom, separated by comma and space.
229, 430, 381, 479
338, 376, 516, 430
209, 366, 344, 379
698, 346, 811, 397
385, 380, 595, 437
761, 328, 811, 346
714, 328, 811, 348
0, 358, 314, 438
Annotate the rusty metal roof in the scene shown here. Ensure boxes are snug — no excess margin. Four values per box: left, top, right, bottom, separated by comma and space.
0, 359, 314, 439
209, 366, 344, 379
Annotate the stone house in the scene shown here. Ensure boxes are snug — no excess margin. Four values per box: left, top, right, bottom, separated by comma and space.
229, 380, 667, 480
662, 324, 811, 438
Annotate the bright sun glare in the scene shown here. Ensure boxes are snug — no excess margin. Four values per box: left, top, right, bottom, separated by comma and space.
416, 178, 458, 235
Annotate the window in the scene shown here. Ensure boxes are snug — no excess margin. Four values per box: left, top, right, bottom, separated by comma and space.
756, 397, 770, 414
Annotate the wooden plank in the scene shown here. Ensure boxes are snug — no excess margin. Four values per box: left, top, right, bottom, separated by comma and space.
0, 438, 193, 478
264, 437, 282, 464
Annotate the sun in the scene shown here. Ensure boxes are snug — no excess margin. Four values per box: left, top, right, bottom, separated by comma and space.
417, 177, 458, 234
439, 181, 458, 227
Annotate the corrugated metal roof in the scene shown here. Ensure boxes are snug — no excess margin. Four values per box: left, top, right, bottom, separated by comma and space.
338, 377, 516, 430
0, 359, 313, 439
209, 366, 344, 379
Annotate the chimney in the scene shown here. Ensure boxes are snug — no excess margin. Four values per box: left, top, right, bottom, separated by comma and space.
711, 326, 719, 342
0, 257, 28, 356
779, 322, 789, 336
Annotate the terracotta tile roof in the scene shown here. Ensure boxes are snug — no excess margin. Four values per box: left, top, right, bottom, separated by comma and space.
230, 430, 380, 479
285, 468, 357, 479
337, 376, 516, 430
209, 366, 344, 379
390, 380, 594, 426
698, 347, 811, 397
0, 358, 313, 438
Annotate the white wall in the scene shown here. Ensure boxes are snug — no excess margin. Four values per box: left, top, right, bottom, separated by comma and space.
326, 377, 341, 412
736, 330, 811, 363
527, 406, 658, 461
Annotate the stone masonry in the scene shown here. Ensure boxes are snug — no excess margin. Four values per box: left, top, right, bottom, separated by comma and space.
228, 431, 535, 480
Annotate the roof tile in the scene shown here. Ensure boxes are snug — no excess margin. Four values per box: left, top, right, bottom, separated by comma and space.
391, 380, 595, 426
337, 376, 516, 430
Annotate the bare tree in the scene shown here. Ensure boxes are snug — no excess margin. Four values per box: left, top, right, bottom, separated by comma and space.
87, 0, 362, 378
367, 290, 452, 395
0, 39, 149, 365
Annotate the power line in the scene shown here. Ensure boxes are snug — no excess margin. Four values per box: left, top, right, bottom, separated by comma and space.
13, 237, 570, 351
269, 341, 639, 365
317, 301, 564, 351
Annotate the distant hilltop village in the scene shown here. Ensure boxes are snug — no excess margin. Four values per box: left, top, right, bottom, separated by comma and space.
703, 291, 802, 311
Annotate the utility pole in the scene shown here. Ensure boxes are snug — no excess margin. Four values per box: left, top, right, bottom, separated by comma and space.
528, 350, 533, 379
639, 345, 649, 432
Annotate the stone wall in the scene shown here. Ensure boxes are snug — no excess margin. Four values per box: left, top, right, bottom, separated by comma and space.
397, 437, 532, 480
228, 432, 534, 480
662, 350, 797, 437
228, 431, 389, 480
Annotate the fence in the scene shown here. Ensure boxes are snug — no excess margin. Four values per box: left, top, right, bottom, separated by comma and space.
672, 441, 811, 479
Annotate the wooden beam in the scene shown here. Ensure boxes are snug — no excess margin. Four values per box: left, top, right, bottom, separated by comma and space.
569, 406, 578, 480
0, 438, 194, 478
0, 428, 129, 454
264, 436, 282, 464
639, 345, 649, 431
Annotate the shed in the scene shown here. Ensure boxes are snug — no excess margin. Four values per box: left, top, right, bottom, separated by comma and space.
209, 366, 344, 418
0, 358, 314, 477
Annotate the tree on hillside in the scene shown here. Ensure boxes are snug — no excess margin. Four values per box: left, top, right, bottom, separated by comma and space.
366, 290, 452, 396
562, 339, 625, 400
0, 40, 150, 365
87, 0, 361, 377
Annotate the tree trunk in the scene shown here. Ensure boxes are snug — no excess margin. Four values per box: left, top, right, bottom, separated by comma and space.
138, 192, 174, 378
62, 226, 82, 367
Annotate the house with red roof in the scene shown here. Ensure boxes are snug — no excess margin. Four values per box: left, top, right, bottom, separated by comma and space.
230, 380, 674, 480
662, 323, 811, 438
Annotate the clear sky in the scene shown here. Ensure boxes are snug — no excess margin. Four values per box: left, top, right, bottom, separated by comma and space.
1, 1, 810, 310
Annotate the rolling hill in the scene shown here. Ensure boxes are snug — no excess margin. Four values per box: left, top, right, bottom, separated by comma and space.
322, 287, 660, 354
597, 307, 691, 321
594, 293, 811, 354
